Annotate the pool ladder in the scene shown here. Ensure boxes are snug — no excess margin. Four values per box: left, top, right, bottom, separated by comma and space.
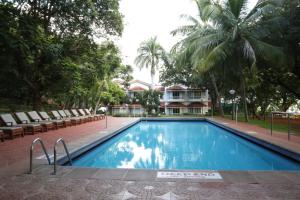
29, 138, 72, 175
53, 138, 72, 175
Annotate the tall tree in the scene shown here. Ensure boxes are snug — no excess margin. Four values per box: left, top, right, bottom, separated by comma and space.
134, 37, 164, 87
172, 0, 285, 121
0, 0, 123, 109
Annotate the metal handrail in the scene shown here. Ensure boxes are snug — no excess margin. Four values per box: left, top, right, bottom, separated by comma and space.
271, 112, 293, 140
29, 138, 51, 174
53, 138, 72, 175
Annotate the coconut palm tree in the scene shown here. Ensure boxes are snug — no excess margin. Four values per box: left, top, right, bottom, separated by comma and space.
135, 37, 164, 87
172, 0, 285, 121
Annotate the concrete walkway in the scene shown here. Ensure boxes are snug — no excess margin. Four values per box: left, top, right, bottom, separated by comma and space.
1, 166, 300, 199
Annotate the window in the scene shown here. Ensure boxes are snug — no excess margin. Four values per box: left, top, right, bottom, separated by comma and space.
194, 91, 201, 99
172, 91, 180, 99
172, 108, 180, 114
194, 108, 201, 113
188, 108, 194, 113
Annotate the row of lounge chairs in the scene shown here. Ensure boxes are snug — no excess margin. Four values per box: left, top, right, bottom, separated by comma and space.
0, 109, 105, 141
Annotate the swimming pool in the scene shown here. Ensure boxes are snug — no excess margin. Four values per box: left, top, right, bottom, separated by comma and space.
71, 121, 300, 170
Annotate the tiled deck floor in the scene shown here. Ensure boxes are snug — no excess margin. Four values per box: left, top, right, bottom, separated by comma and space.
1, 167, 300, 200
1, 117, 300, 199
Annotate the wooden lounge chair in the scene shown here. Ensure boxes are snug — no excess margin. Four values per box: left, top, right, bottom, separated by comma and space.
63, 110, 83, 124
27, 111, 56, 130
70, 109, 89, 123
78, 109, 94, 121
57, 110, 79, 125
0, 127, 24, 139
15, 112, 52, 132
51, 111, 72, 127
27, 111, 55, 131
0, 113, 40, 135
84, 109, 104, 120
39, 111, 65, 129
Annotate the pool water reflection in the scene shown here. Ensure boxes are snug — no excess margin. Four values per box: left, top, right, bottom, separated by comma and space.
72, 121, 300, 170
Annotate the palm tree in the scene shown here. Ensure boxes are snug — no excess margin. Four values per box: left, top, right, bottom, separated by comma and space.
172, 0, 285, 122
135, 37, 164, 87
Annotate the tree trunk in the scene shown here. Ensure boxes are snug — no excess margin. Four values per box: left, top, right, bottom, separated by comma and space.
240, 75, 249, 122
209, 72, 224, 117
94, 97, 101, 115
32, 90, 42, 110
150, 61, 155, 89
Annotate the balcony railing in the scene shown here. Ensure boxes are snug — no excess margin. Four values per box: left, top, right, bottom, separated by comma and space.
165, 96, 209, 101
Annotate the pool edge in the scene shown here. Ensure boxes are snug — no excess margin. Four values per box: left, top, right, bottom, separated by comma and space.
58, 117, 300, 166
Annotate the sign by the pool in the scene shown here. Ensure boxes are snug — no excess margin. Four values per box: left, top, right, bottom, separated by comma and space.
157, 171, 222, 179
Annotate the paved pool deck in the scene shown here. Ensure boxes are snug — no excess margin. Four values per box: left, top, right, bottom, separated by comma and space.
1, 117, 300, 199
211, 117, 300, 155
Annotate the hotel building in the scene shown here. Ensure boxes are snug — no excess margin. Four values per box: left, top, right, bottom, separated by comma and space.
111, 80, 211, 115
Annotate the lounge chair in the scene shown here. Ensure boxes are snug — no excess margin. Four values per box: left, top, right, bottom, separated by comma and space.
71, 109, 89, 123
0, 127, 24, 139
63, 110, 84, 124
51, 111, 72, 127
78, 109, 94, 121
39, 111, 65, 129
57, 110, 79, 125
27, 111, 57, 130
0, 113, 40, 135
84, 109, 104, 120
15, 112, 51, 132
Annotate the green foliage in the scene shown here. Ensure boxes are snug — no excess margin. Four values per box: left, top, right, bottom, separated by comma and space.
99, 81, 126, 105
136, 90, 162, 114
0, 1, 126, 110
115, 65, 134, 89
135, 37, 165, 84
161, 0, 300, 122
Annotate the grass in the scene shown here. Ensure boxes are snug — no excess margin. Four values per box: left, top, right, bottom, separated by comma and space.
224, 114, 300, 136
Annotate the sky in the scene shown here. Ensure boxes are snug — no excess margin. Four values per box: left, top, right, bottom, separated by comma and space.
117, 0, 258, 84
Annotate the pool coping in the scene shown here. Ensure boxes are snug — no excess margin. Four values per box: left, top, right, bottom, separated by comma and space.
56, 117, 300, 167
32, 164, 300, 184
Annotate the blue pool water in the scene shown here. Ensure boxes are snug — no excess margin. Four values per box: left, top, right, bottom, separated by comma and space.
72, 121, 300, 170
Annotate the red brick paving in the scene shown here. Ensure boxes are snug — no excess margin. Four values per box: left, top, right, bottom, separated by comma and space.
0, 117, 136, 177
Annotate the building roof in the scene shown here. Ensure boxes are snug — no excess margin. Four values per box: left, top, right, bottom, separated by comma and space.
188, 102, 206, 108
155, 86, 165, 92
129, 86, 146, 91
166, 85, 187, 91
129, 79, 152, 87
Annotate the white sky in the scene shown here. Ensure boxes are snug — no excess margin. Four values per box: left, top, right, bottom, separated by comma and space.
117, 0, 258, 84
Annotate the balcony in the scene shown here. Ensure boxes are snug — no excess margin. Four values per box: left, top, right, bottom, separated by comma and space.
163, 91, 209, 102
164, 96, 208, 102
